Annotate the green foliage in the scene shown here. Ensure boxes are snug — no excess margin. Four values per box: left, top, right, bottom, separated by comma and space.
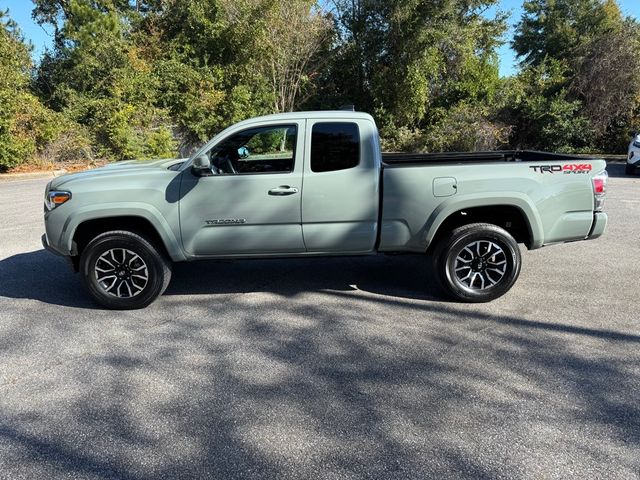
511, 0, 639, 153
539, 98, 595, 153
381, 103, 512, 153
513, 0, 622, 67
145, 126, 177, 159
325, 0, 508, 151
0, 10, 34, 169
426, 103, 513, 153
0, 0, 638, 172
32, 0, 175, 160
0, 10, 90, 171
501, 59, 595, 152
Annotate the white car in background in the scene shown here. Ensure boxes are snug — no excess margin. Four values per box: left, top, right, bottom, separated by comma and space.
628, 133, 640, 175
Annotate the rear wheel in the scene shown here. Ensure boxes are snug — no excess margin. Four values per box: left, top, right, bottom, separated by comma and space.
432, 223, 521, 303
79, 231, 172, 309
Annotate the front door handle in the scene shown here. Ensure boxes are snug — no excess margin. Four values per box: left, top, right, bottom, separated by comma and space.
268, 186, 299, 196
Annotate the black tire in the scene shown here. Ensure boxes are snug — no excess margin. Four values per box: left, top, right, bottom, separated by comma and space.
79, 230, 172, 310
626, 164, 636, 176
432, 223, 521, 303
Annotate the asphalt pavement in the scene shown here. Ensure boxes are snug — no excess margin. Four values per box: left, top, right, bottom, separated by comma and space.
0, 164, 638, 479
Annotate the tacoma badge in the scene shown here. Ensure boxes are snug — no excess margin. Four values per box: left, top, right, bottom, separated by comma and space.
205, 219, 247, 226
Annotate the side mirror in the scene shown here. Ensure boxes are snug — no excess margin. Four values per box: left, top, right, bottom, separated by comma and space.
238, 146, 250, 159
192, 154, 211, 176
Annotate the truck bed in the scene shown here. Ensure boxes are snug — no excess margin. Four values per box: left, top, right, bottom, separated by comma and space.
382, 150, 600, 166
378, 151, 607, 253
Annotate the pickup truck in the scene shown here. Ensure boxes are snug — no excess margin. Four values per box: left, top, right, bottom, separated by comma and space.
42, 111, 608, 309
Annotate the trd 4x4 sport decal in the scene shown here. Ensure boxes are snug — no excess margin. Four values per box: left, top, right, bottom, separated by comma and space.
530, 164, 593, 174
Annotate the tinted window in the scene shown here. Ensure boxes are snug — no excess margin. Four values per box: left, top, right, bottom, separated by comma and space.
311, 122, 360, 173
208, 125, 297, 175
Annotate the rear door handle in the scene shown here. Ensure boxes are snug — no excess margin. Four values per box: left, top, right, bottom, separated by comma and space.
268, 186, 299, 196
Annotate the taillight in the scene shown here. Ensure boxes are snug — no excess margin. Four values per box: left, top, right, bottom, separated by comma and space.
592, 171, 607, 212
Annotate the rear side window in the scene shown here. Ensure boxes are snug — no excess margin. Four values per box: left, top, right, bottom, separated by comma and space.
311, 122, 360, 173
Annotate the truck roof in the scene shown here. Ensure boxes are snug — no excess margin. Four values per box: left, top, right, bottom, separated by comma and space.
235, 110, 375, 126
191, 110, 377, 160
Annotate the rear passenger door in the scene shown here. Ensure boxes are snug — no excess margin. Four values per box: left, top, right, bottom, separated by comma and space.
301, 119, 380, 253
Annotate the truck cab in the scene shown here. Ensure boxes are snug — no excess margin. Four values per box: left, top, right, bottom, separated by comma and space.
179, 111, 381, 257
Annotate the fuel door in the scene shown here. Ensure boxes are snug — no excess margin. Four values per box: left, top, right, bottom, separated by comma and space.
433, 177, 457, 197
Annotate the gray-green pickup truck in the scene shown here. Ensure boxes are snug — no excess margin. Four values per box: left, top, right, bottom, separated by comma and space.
42, 111, 608, 309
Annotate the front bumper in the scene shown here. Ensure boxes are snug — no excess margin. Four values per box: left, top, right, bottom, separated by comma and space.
587, 213, 607, 240
42, 233, 62, 256
42, 233, 78, 270
41, 233, 70, 259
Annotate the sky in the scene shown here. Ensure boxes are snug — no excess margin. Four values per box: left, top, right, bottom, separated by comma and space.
1, 0, 639, 77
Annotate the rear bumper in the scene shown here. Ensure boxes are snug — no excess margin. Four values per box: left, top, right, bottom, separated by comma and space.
587, 213, 607, 240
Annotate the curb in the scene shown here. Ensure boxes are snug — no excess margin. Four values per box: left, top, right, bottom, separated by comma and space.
0, 169, 67, 182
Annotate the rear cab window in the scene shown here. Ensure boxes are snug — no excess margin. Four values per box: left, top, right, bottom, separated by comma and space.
311, 122, 360, 173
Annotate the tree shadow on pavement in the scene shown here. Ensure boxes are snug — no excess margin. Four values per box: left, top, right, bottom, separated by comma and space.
0, 250, 444, 309
1, 248, 639, 478
0, 249, 93, 308
0, 272, 639, 478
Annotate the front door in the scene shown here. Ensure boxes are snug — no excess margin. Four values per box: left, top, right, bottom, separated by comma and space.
179, 122, 305, 256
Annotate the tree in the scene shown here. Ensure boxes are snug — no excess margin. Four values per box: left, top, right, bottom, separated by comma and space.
33, 0, 176, 160
501, 60, 596, 152
569, 19, 640, 138
512, 0, 640, 152
19, 0, 636, 164
0, 10, 33, 169
0, 9, 79, 170
144, 0, 273, 148
244, 0, 332, 113
513, 0, 622, 67
325, 0, 507, 152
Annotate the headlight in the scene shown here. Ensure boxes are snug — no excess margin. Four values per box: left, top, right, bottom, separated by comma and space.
633, 140, 640, 148
45, 190, 72, 211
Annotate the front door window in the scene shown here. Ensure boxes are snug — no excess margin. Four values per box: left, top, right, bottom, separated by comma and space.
207, 125, 297, 175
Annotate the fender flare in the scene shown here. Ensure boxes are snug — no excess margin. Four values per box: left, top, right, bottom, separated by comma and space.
424, 193, 545, 250
59, 203, 187, 262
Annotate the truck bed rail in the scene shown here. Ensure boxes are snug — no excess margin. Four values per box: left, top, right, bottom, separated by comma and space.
381, 150, 602, 166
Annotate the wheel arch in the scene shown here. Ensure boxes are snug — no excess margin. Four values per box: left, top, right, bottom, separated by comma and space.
425, 196, 543, 254
62, 206, 186, 264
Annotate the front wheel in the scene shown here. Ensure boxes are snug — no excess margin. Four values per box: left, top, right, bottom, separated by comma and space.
432, 223, 521, 303
79, 231, 172, 310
